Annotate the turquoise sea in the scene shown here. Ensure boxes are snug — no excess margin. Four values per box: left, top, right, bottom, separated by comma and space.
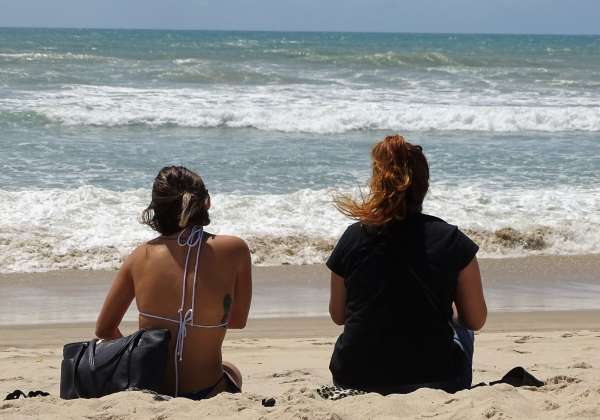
1, 29, 599, 272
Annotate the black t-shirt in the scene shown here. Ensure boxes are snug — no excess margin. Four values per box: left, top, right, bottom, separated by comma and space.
326, 213, 479, 391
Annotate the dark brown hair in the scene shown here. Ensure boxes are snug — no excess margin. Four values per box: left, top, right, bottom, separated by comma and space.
141, 166, 210, 235
335, 134, 429, 226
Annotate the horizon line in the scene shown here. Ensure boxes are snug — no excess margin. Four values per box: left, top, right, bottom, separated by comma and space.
1, 25, 599, 37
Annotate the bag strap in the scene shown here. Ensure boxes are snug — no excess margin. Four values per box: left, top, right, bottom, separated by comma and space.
88, 330, 144, 371
72, 343, 87, 398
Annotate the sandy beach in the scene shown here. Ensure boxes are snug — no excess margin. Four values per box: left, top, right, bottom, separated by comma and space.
1, 256, 600, 419
1, 315, 600, 419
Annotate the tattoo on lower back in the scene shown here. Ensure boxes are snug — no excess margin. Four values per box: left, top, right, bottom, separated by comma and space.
221, 294, 232, 325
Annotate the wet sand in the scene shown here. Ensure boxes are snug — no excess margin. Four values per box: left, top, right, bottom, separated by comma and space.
1, 255, 600, 325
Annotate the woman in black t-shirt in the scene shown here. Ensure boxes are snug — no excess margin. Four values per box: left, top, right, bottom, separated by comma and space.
327, 134, 486, 394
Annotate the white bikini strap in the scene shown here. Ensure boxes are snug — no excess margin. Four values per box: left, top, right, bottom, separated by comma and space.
172, 225, 204, 397
137, 226, 228, 397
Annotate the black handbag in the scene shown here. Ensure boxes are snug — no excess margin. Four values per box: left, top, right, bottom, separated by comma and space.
60, 329, 171, 399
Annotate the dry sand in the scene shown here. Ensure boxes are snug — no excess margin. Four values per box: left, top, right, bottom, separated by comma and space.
1, 313, 600, 419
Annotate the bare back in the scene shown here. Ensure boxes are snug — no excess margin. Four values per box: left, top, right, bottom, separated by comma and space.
96, 230, 252, 396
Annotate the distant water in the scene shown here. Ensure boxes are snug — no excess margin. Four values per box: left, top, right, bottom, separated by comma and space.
1, 29, 600, 272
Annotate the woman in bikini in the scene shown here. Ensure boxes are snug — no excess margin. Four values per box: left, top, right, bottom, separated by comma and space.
327, 134, 486, 394
95, 166, 252, 400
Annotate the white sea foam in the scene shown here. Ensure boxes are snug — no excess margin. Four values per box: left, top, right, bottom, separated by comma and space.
1, 185, 599, 273
172, 58, 203, 65
0, 52, 105, 61
2, 85, 600, 133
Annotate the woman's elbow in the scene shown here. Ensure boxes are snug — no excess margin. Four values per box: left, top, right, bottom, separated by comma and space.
464, 309, 487, 331
95, 317, 123, 339
95, 320, 105, 338
476, 310, 488, 331
95, 325, 114, 339
227, 316, 248, 329
331, 316, 345, 326
329, 307, 345, 325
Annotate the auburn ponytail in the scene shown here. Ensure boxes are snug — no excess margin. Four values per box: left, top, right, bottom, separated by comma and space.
335, 135, 429, 226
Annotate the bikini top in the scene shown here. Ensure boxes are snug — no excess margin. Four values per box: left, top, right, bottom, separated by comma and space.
138, 225, 229, 397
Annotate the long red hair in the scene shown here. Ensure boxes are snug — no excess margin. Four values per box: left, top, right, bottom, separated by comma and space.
335, 135, 429, 226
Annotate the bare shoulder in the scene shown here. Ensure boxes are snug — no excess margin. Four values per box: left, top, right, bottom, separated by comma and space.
209, 234, 250, 255
126, 241, 164, 268
123, 243, 148, 266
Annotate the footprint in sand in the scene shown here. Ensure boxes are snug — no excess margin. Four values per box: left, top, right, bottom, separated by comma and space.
0, 376, 24, 382
496, 346, 532, 354
482, 406, 506, 419
546, 375, 582, 385
280, 378, 308, 384
444, 398, 458, 405
569, 362, 593, 369
272, 369, 311, 378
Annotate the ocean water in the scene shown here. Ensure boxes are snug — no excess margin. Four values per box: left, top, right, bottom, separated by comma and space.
1, 29, 600, 272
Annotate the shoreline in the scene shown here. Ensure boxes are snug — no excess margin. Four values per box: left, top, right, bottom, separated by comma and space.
2, 252, 600, 283
1, 254, 600, 326
3, 252, 600, 269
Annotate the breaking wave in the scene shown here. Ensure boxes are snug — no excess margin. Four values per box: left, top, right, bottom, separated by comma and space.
2, 85, 600, 133
1, 185, 599, 273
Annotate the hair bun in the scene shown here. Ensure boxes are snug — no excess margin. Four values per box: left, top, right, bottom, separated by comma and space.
141, 166, 211, 235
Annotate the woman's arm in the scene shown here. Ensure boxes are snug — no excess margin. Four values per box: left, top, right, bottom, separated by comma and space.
227, 239, 252, 329
329, 272, 347, 325
454, 257, 487, 331
95, 252, 136, 340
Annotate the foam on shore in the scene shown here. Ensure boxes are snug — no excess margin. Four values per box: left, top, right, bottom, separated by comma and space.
1, 185, 599, 272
